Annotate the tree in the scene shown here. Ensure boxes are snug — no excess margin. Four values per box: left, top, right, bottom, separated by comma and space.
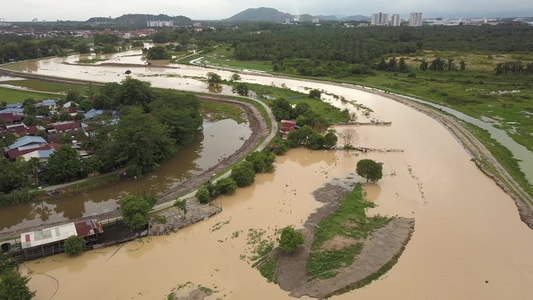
120, 194, 155, 229
278, 226, 304, 253
43, 145, 81, 184
214, 177, 237, 195
196, 186, 211, 204
207, 72, 222, 87
398, 57, 409, 73
234, 83, 249, 96
309, 89, 321, 99
245, 151, 276, 173
64, 235, 84, 256
271, 98, 293, 121
460, 60, 466, 71
79, 99, 93, 112
112, 106, 175, 177
0, 157, 29, 193
356, 159, 383, 182
83, 154, 103, 176
231, 73, 241, 81
146, 46, 171, 60
116, 78, 154, 110
0, 268, 35, 300
66, 90, 81, 103
324, 131, 338, 148
230, 161, 256, 187
338, 128, 357, 149
150, 91, 202, 147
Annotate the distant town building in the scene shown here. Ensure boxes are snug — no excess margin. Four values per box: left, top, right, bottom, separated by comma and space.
391, 14, 401, 26
312, 18, 320, 23
409, 13, 423, 27
371, 12, 389, 26
146, 20, 173, 27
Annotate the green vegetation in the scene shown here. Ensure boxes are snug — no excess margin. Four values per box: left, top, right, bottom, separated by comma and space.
200, 100, 246, 123
278, 226, 304, 253
64, 235, 85, 256
0, 253, 35, 300
76, 58, 108, 64
356, 159, 383, 183
230, 161, 256, 187
0, 86, 62, 104
259, 258, 277, 283
307, 183, 392, 279
120, 192, 157, 229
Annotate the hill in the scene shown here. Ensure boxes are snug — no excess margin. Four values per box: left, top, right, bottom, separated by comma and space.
226, 7, 292, 22
87, 14, 192, 25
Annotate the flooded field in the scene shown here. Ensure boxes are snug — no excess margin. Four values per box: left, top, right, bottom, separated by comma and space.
3, 52, 533, 299
0, 118, 251, 232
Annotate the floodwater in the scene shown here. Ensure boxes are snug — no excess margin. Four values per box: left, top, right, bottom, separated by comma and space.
4, 52, 533, 299
0, 119, 251, 232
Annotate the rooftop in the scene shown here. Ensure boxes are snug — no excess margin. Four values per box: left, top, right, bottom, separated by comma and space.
8, 135, 47, 150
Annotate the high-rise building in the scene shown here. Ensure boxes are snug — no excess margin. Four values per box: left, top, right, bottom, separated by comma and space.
391, 14, 401, 26
371, 12, 389, 26
409, 13, 423, 27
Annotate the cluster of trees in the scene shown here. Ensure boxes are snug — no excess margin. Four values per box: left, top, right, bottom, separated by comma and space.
0, 254, 34, 300
419, 57, 466, 71
286, 126, 338, 150
270, 98, 330, 132
120, 192, 157, 229
196, 151, 276, 203
278, 225, 304, 253
87, 78, 203, 177
375, 57, 409, 73
144, 46, 172, 60
494, 61, 533, 75
1, 78, 202, 205
0, 35, 78, 62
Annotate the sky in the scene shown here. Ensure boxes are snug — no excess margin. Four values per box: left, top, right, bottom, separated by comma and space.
1, 0, 532, 22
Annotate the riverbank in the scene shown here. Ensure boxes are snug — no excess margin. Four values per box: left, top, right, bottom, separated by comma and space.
348, 86, 533, 229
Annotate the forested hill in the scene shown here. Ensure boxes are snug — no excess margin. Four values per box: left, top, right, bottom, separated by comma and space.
226, 7, 292, 22
87, 14, 192, 25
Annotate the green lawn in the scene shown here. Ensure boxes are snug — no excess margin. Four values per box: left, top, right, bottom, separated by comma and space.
0, 87, 62, 104
179, 46, 273, 72
1, 79, 82, 93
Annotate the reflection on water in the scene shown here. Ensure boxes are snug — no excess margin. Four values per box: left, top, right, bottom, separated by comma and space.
0, 119, 251, 232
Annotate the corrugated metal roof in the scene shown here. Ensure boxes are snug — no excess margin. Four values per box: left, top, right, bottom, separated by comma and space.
8, 136, 47, 150
83, 109, 104, 119
20, 149, 55, 161
20, 223, 77, 249
75, 219, 104, 237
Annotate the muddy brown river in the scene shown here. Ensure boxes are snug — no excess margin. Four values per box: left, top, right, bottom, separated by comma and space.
3, 53, 533, 299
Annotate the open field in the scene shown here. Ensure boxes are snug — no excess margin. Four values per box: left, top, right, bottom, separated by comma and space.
0, 87, 63, 103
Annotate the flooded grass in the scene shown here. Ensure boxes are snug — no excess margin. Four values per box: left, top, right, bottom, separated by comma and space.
0, 79, 81, 93
308, 183, 392, 279
465, 122, 533, 201
76, 58, 108, 64
42, 173, 122, 200
201, 100, 246, 123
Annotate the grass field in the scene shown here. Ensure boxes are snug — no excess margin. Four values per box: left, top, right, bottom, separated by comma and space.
0, 87, 62, 103
1, 79, 82, 93
180, 45, 273, 72
307, 183, 391, 280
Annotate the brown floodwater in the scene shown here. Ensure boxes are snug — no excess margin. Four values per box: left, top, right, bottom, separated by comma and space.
23, 92, 533, 300
0, 119, 251, 232
4, 53, 533, 299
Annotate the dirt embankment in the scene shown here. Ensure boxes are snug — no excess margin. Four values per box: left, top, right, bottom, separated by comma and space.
0, 92, 272, 240
273, 179, 414, 299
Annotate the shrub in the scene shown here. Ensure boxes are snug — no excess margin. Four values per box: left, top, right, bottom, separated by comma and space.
196, 186, 211, 204
278, 226, 304, 253
64, 235, 84, 256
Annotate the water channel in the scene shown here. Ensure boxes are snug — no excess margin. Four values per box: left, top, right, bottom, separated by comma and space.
2, 51, 533, 299
0, 118, 251, 232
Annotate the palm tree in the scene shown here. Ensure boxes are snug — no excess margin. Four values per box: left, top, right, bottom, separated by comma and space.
27, 157, 43, 187
460, 60, 466, 71
447, 58, 456, 71
419, 59, 428, 71
494, 63, 504, 75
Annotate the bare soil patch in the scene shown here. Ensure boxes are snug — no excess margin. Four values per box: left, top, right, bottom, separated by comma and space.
320, 235, 359, 252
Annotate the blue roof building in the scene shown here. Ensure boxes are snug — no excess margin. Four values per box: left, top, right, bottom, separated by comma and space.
6, 103, 23, 109
8, 136, 47, 150
84, 109, 104, 120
